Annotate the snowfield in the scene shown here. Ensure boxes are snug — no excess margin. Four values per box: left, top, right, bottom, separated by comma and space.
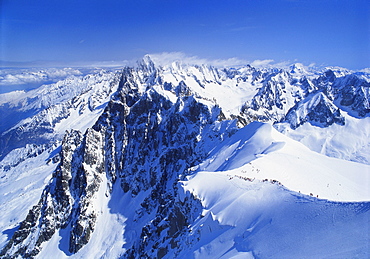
275, 113, 370, 165
179, 122, 370, 258
0, 146, 58, 248
196, 122, 370, 202
182, 172, 370, 259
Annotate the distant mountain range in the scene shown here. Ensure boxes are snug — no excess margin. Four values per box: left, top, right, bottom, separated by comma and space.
1, 56, 369, 258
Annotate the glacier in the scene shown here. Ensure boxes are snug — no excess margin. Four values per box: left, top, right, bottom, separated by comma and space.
0, 55, 369, 258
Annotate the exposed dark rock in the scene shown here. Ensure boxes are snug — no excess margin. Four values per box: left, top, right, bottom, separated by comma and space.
285, 92, 345, 129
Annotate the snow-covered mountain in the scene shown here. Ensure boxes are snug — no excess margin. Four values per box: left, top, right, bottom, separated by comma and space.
0, 70, 121, 159
0, 56, 369, 258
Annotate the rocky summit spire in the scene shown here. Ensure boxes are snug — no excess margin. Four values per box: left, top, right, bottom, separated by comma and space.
137, 54, 156, 73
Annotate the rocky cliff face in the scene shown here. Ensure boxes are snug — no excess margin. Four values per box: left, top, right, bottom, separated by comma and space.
285, 92, 345, 129
1, 127, 106, 257
1, 56, 369, 258
1, 60, 234, 258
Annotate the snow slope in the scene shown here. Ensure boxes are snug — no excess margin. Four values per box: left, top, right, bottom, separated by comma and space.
0, 70, 120, 159
182, 172, 370, 258
196, 122, 370, 201
178, 121, 370, 258
159, 63, 259, 116
275, 113, 370, 165
0, 145, 59, 248
37, 179, 127, 259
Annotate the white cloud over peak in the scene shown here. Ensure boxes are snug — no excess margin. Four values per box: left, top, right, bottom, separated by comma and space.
147, 52, 247, 68
146, 52, 301, 70
250, 59, 274, 67
359, 68, 370, 74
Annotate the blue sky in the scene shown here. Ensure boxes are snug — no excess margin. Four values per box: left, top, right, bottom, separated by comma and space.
1, 0, 369, 69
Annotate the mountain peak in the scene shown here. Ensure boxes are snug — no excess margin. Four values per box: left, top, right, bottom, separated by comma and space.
289, 63, 306, 74
137, 54, 156, 71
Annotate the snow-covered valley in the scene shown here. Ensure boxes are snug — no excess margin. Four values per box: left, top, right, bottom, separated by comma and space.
0, 56, 369, 258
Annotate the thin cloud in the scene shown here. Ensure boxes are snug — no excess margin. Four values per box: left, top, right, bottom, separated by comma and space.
273, 61, 293, 69
250, 59, 275, 67
0, 68, 82, 86
146, 52, 309, 69
359, 68, 370, 73
231, 26, 258, 32
148, 52, 247, 68
76, 60, 131, 68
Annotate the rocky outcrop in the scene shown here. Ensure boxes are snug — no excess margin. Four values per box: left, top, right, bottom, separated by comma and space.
285, 92, 345, 129
315, 70, 370, 117
1, 127, 105, 257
